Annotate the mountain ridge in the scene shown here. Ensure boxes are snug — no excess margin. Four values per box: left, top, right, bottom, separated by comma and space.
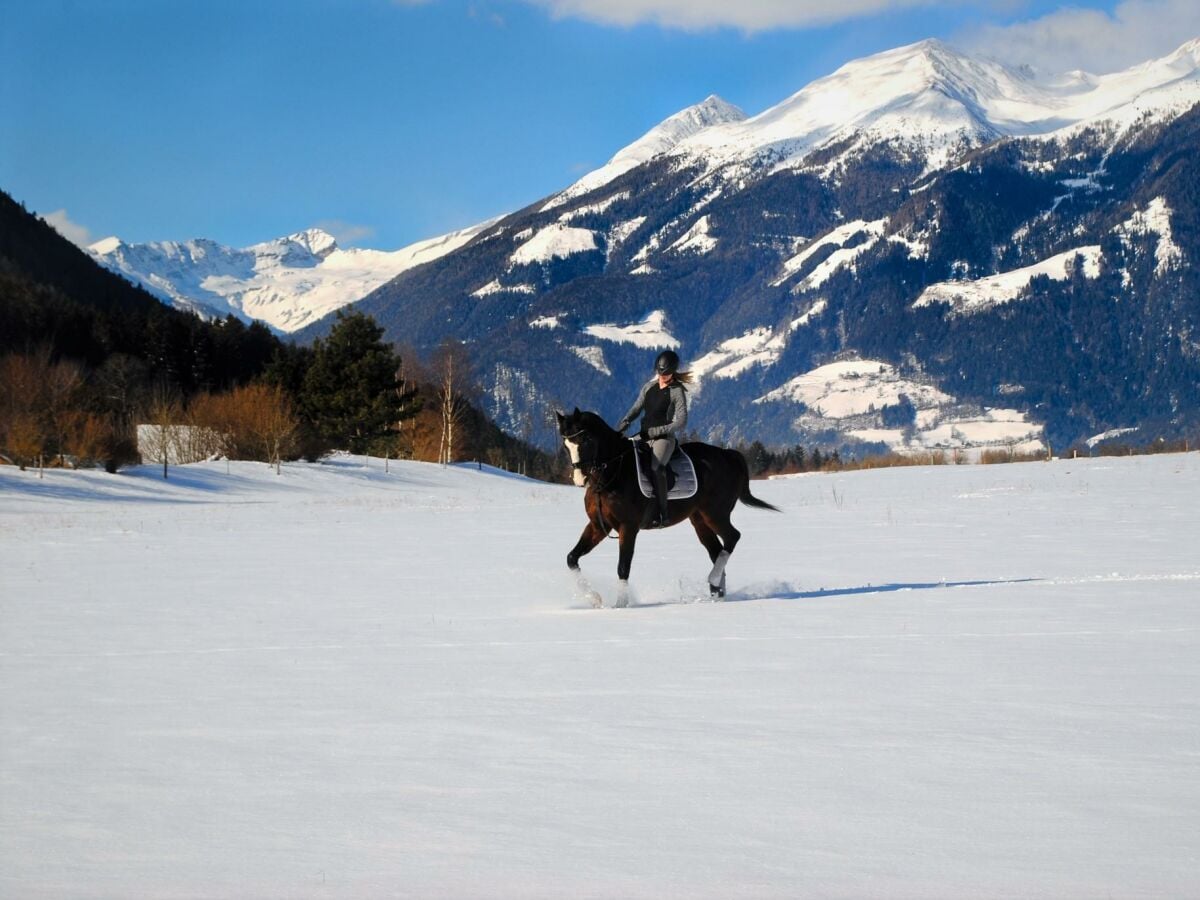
83, 37, 1200, 453
88, 219, 498, 333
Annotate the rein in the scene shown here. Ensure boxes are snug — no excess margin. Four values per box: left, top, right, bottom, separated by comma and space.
567, 437, 630, 492
564, 429, 633, 539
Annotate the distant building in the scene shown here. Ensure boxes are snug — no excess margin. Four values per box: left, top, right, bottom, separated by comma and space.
136, 424, 223, 465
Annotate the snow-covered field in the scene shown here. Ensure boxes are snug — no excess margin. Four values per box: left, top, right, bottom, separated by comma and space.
2, 453, 1198, 898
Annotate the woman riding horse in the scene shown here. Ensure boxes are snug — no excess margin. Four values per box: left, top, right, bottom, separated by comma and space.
615, 349, 692, 529
558, 400, 780, 601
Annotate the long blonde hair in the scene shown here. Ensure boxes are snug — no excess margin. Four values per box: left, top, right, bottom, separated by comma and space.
671, 370, 694, 385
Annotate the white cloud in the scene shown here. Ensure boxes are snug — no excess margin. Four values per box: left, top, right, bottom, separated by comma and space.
962, 0, 1200, 73
520, 0, 944, 32
42, 209, 93, 248
314, 219, 377, 247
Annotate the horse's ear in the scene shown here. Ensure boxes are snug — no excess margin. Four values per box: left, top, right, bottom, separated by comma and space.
572, 406, 581, 417
555, 410, 565, 425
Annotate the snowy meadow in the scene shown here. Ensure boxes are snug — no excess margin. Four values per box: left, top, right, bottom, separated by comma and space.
1, 453, 1198, 898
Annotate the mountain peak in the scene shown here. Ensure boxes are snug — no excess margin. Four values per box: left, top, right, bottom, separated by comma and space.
89, 236, 123, 255
281, 228, 339, 257
543, 94, 747, 209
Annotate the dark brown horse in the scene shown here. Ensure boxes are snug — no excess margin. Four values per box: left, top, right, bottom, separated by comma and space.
557, 408, 780, 604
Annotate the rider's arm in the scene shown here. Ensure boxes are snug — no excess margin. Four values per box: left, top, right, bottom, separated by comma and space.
615, 379, 654, 433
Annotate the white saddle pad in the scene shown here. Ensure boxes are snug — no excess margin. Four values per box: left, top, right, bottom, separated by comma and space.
633, 445, 698, 500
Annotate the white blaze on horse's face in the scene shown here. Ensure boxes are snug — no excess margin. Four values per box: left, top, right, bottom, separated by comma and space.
563, 438, 586, 487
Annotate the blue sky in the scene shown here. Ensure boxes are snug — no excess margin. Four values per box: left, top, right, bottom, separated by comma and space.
3, 0, 1197, 250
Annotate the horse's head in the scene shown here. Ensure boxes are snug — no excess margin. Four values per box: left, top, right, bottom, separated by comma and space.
556, 407, 619, 487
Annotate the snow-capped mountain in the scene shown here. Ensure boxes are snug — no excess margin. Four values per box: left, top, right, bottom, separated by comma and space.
89, 220, 496, 333
306, 36, 1200, 453
666, 38, 1200, 177
102, 37, 1200, 453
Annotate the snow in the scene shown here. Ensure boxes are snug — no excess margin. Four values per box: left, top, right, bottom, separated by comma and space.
607, 216, 646, 247
773, 219, 887, 288
529, 314, 561, 329
509, 224, 599, 266
756, 360, 1046, 454
914, 246, 1102, 314
1087, 427, 1140, 448
691, 327, 786, 383
583, 309, 679, 349
557, 192, 629, 223
89, 219, 499, 333
569, 345, 611, 376
471, 280, 536, 298
887, 231, 930, 260
668, 214, 717, 255
690, 305, 834, 386
792, 298, 827, 328
674, 40, 1007, 175
2, 452, 1199, 897
88, 235, 122, 255
1117, 197, 1184, 278
908, 408, 1045, 456
757, 359, 951, 417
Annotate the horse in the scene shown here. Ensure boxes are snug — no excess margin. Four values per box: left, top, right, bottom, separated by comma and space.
556, 407, 780, 605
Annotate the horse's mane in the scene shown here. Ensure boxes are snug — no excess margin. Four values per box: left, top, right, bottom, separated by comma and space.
561, 408, 619, 441
576, 410, 619, 436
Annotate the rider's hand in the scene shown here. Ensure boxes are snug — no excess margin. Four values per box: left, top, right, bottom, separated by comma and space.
638, 427, 650, 442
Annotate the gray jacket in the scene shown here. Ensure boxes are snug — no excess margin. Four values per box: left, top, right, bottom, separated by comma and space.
616, 377, 688, 439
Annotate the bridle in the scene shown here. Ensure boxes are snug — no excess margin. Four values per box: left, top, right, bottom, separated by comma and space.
562, 427, 632, 495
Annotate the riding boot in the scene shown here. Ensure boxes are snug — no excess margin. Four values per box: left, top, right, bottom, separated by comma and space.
652, 466, 670, 528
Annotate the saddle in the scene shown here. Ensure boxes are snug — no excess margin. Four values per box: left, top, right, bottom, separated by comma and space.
633, 442, 698, 500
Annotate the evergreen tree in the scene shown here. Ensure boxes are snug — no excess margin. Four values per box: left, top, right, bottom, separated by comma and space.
301, 311, 407, 454
746, 440, 771, 476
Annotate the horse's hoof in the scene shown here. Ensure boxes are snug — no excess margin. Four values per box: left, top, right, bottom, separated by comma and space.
614, 582, 631, 608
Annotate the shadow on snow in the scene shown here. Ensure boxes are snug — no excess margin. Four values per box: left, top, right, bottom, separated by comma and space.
723, 578, 1043, 603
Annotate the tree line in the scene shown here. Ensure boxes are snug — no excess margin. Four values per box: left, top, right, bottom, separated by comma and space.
0, 308, 564, 479
1, 190, 569, 477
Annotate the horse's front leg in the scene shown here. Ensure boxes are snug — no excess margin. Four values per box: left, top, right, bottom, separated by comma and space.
613, 525, 639, 608
616, 524, 639, 581
567, 521, 607, 571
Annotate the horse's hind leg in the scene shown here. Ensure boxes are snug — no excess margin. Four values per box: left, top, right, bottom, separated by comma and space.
690, 513, 724, 564
701, 512, 741, 597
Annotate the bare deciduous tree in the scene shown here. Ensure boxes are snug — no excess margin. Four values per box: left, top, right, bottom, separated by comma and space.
247, 384, 299, 473
43, 356, 84, 467
0, 349, 82, 470
144, 382, 183, 479
187, 383, 299, 471
61, 410, 111, 468
432, 340, 474, 466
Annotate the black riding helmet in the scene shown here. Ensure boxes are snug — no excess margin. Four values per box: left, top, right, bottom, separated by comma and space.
654, 349, 679, 375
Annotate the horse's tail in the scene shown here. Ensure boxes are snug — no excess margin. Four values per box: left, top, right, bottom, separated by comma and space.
733, 450, 782, 512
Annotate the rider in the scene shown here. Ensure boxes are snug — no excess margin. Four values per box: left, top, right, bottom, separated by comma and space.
616, 349, 691, 528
